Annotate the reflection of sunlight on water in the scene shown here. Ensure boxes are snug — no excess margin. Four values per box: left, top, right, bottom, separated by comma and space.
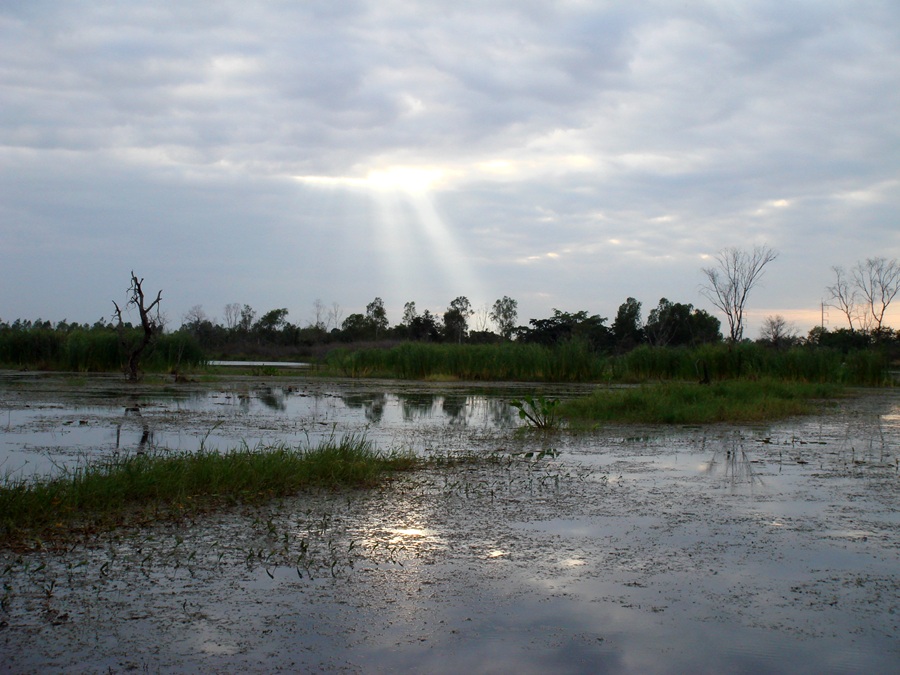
560, 558, 586, 567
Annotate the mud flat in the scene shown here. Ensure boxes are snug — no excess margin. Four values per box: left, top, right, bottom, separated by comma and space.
1, 373, 898, 673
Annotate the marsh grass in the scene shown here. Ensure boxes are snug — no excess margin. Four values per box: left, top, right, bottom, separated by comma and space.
324, 341, 605, 381
0, 436, 417, 549
560, 379, 844, 425
322, 341, 891, 385
0, 328, 205, 373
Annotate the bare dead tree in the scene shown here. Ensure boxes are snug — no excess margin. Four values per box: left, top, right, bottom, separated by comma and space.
852, 257, 900, 332
759, 315, 798, 348
700, 245, 778, 342
112, 272, 163, 381
825, 265, 860, 330
223, 302, 241, 331
328, 302, 343, 332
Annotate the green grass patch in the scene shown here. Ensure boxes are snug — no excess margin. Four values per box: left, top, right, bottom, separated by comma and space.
560, 379, 844, 425
0, 436, 417, 550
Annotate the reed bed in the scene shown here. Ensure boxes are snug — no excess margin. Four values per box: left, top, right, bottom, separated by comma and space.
559, 379, 844, 425
0, 436, 417, 548
325, 340, 606, 381
324, 341, 891, 385
615, 344, 890, 385
0, 328, 205, 373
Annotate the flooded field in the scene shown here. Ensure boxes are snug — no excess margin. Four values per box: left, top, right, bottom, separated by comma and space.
1, 371, 899, 673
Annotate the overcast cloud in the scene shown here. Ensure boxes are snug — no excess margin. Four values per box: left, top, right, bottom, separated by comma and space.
2, 1, 898, 336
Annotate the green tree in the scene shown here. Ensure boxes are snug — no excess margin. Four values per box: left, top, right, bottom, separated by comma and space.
409, 310, 441, 341
443, 296, 472, 343
254, 308, 289, 342
645, 298, 720, 347
238, 304, 256, 333
490, 296, 518, 340
340, 313, 370, 341
612, 297, 643, 351
366, 297, 388, 339
517, 309, 611, 351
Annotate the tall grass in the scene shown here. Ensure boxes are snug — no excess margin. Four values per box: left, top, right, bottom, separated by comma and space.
0, 328, 205, 373
325, 340, 607, 381
324, 340, 891, 385
0, 436, 417, 547
560, 379, 843, 425
613, 344, 890, 386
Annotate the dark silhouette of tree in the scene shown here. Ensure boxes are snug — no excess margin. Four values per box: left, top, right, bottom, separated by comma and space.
612, 297, 643, 351
443, 296, 472, 343
112, 271, 162, 381
517, 309, 611, 351
645, 298, 721, 347
758, 315, 798, 349
254, 308, 289, 342
409, 310, 441, 341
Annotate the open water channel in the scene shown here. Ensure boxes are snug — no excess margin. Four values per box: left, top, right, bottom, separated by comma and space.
1, 371, 899, 673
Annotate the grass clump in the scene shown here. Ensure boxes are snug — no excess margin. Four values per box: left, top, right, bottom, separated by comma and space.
0, 436, 417, 549
560, 379, 844, 425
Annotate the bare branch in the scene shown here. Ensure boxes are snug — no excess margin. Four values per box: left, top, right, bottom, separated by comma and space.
852, 257, 900, 332
700, 245, 778, 342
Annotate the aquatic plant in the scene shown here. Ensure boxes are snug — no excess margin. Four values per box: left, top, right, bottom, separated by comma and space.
511, 395, 562, 429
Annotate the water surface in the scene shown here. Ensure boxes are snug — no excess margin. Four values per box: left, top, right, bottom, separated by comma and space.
1, 372, 898, 673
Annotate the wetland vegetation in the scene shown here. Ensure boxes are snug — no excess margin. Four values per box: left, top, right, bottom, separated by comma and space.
0, 436, 422, 550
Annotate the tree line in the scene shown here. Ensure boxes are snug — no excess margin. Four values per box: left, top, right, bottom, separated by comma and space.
2, 248, 899, 369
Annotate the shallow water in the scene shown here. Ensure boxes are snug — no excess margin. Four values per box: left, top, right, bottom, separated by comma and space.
1, 372, 899, 673
0, 371, 591, 476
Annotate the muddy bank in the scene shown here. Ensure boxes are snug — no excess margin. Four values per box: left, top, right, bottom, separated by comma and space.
1, 376, 899, 673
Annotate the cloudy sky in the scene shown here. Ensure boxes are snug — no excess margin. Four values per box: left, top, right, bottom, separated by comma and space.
2, 1, 898, 337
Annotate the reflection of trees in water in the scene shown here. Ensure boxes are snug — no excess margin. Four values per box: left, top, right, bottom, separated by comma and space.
255, 386, 286, 412
116, 408, 156, 454
703, 435, 763, 487
442, 395, 467, 421
398, 393, 435, 421
340, 392, 386, 424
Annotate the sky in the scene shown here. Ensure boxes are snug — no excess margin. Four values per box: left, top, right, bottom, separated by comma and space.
2, 1, 899, 338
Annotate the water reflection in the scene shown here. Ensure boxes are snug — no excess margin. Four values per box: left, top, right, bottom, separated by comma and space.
340, 392, 386, 423
257, 387, 286, 412
701, 435, 763, 487
398, 393, 435, 420
0, 379, 535, 476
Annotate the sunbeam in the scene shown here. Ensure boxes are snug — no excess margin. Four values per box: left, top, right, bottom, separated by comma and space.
294, 166, 485, 312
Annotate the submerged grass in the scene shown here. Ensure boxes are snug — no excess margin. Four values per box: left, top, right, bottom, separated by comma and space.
559, 379, 844, 425
0, 436, 418, 549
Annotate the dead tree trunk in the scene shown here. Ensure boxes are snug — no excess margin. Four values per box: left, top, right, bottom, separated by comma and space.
112, 272, 163, 381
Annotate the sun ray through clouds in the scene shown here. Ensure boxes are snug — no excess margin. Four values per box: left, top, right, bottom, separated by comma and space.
294, 166, 485, 313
